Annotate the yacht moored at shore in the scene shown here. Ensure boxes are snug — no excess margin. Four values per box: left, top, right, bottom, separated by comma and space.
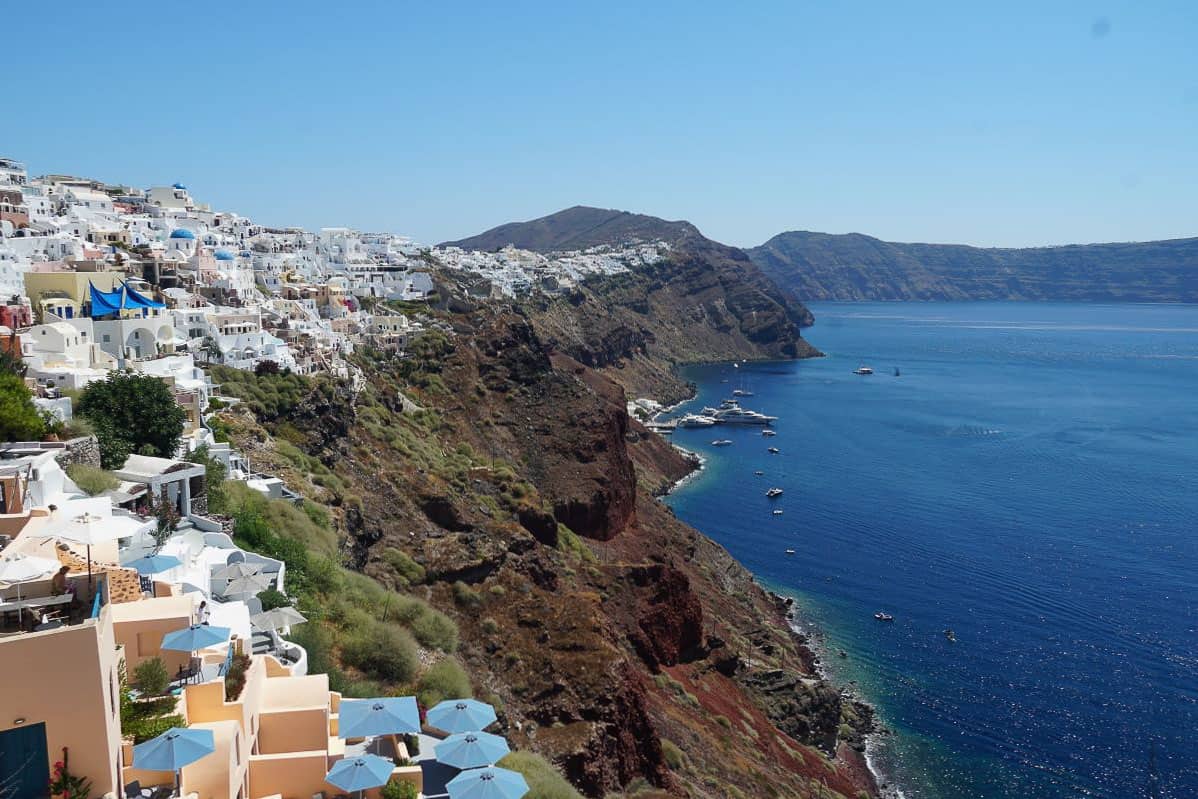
677, 413, 717, 428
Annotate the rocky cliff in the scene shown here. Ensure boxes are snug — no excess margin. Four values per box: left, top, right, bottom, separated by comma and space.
217, 299, 877, 799
445, 206, 821, 402
749, 230, 1198, 302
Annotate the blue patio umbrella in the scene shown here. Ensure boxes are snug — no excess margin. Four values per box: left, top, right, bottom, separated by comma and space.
435, 731, 511, 770
133, 727, 215, 791
447, 767, 529, 799
325, 755, 394, 796
160, 623, 231, 652
427, 698, 497, 734
126, 554, 183, 574
339, 696, 420, 738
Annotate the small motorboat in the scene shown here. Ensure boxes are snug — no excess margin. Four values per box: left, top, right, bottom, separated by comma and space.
854, 365, 874, 375
732, 389, 754, 397
772, 509, 784, 516
874, 612, 894, 622
762, 429, 777, 437
766, 487, 784, 498
838, 649, 848, 658
944, 628, 956, 643
785, 548, 795, 555
711, 439, 733, 446
754, 470, 764, 476
768, 447, 780, 454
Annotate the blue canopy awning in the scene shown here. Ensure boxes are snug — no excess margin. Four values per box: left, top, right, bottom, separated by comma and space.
89, 282, 124, 317
122, 281, 166, 309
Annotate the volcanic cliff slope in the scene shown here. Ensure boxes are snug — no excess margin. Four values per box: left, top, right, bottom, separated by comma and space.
445, 207, 820, 402
216, 296, 876, 799
749, 230, 1198, 301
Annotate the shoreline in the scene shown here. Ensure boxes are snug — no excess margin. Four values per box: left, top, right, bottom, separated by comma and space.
648, 381, 896, 799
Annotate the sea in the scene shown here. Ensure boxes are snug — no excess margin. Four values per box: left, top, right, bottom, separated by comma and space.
663, 302, 1198, 799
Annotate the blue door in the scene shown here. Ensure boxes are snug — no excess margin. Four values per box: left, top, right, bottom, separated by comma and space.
0, 722, 50, 799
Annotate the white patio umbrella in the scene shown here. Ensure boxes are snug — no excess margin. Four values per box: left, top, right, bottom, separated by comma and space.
0, 554, 63, 626
211, 562, 263, 582
218, 572, 272, 600
251, 606, 307, 632
37, 511, 145, 588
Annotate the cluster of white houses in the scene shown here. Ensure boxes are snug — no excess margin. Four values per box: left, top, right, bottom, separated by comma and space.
0, 158, 537, 799
0, 156, 439, 392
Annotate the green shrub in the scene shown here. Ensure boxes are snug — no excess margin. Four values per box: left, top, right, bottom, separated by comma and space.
380, 780, 418, 799
66, 464, 118, 496
341, 622, 418, 683
496, 752, 583, 799
660, 739, 685, 770
480, 617, 500, 635
133, 657, 170, 695
416, 657, 472, 709
0, 371, 46, 441
258, 588, 290, 611
224, 653, 251, 701
78, 372, 186, 466
61, 415, 95, 439
452, 580, 481, 607
383, 548, 426, 587
409, 607, 459, 652
288, 623, 334, 676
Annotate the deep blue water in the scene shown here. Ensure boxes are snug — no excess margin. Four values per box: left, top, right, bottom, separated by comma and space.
664, 303, 1198, 799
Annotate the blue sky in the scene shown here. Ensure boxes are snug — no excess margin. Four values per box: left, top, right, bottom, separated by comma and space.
6, 1, 1196, 248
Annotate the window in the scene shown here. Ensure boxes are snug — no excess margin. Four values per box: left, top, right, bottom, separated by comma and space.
102, 334, 110, 343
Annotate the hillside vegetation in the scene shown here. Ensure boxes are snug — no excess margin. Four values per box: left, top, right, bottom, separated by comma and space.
206, 297, 877, 799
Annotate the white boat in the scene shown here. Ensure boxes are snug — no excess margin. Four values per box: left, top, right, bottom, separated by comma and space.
711, 439, 733, 446
711, 407, 778, 425
766, 487, 783, 498
772, 509, 784, 515
768, 447, 780, 454
785, 549, 796, 555
762, 429, 777, 437
676, 413, 717, 428
854, 365, 874, 375
732, 388, 754, 397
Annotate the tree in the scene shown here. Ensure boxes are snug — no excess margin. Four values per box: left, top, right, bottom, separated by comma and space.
254, 359, 280, 376
77, 373, 187, 468
0, 372, 45, 442
0, 332, 28, 377
150, 487, 180, 552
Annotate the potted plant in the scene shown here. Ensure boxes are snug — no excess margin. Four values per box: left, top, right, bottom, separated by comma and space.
48, 748, 92, 799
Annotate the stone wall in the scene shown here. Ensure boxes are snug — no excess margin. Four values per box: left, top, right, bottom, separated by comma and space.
51, 435, 102, 469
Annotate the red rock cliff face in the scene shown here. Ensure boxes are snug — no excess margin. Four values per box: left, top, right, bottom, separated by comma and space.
231, 299, 877, 799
